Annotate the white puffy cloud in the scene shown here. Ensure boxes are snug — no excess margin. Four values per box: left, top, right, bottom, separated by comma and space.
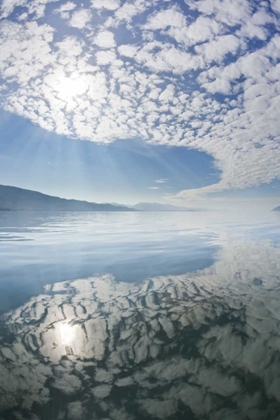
0, 0, 280, 201
186, 0, 253, 26
53, 1, 76, 19
134, 43, 203, 74
271, 0, 280, 14
0, 0, 25, 18
68, 8, 92, 29
96, 50, 117, 65
194, 35, 242, 64
91, 0, 120, 11
94, 30, 116, 48
106, 0, 149, 27
118, 44, 138, 58
144, 7, 187, 31
144, 8, 223, 48
169, 16, 222, 47
0, 0, 59, 19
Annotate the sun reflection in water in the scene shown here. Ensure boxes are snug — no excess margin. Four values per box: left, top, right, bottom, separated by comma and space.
58, 322, 76, 346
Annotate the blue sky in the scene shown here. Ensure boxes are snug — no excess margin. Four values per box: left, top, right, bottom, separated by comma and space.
0, 0, 280, 208
0, 109, 220, 204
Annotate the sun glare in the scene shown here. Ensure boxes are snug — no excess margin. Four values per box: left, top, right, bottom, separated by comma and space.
58, 322, 76, 346
55, 76, 88, 101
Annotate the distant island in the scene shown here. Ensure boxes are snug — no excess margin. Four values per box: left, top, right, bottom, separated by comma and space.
0, 185, 135, 212
0, 185, 200, 212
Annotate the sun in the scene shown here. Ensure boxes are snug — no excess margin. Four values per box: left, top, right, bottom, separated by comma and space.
52, 73, 88, 101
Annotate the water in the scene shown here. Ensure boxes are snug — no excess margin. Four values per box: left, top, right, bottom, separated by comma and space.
0, 211, 280, 419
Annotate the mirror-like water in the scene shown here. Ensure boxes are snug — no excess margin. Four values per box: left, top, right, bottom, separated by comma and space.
0, 211, 280, 419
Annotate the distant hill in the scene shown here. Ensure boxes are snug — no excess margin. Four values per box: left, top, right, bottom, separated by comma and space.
272, 206, 280, 211
132, 202, 197, 211
0, 185, 135, 212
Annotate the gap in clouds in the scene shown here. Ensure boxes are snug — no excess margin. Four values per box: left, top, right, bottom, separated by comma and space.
0, 111, 221, 204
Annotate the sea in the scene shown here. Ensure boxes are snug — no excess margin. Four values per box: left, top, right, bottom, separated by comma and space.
0, 210, 280, 419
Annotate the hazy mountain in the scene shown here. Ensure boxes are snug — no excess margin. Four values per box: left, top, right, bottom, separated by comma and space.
272, 205, 280, 211
0, 185, 135, 212
132, 202, 197, 211
0, 185, 203, 212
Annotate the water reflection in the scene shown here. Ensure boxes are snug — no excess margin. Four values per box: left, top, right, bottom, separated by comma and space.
1, 240, 280, 419
0, 211, 221, 312
1, 211, 280, 314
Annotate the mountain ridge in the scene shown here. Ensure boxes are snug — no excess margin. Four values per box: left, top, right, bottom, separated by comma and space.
0, 184, 135, 212
0, 185, 202, 212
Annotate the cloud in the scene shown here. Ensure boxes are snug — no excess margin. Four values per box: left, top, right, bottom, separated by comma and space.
134, 43, 203, 74
186, 0, 253, 26
53, 1, 76, 19
107, 0, 148, 26
54, 1, 76, 13
0, 0, 60, 19
94, 30, 116, 48
95, 50, 117, 65
0, 0, 280, 201
271, 0, 280, 14
91, 0, 120, 11
144, 7, 187, 31
194, 34, 242, 64
118, 44, 138, 58
68, 8, 92, 29
155, 179, 168, 184
149, 186, 160, 190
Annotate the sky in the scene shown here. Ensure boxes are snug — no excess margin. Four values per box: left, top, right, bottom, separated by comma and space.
0, 0, 280, 209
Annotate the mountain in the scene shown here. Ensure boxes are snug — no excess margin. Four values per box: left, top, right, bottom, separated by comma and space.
0, 185, 135, 212
272, 205, 280, 211
132, 202, 197, 211
0, 185, 203, 212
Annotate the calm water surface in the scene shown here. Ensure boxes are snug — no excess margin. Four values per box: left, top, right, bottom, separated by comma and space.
0, 211, 280, 419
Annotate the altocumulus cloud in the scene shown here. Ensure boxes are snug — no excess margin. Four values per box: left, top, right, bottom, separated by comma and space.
0, 0, 280, 199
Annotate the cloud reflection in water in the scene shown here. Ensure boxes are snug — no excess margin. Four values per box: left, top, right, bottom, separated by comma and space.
1, 240, 280, 419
